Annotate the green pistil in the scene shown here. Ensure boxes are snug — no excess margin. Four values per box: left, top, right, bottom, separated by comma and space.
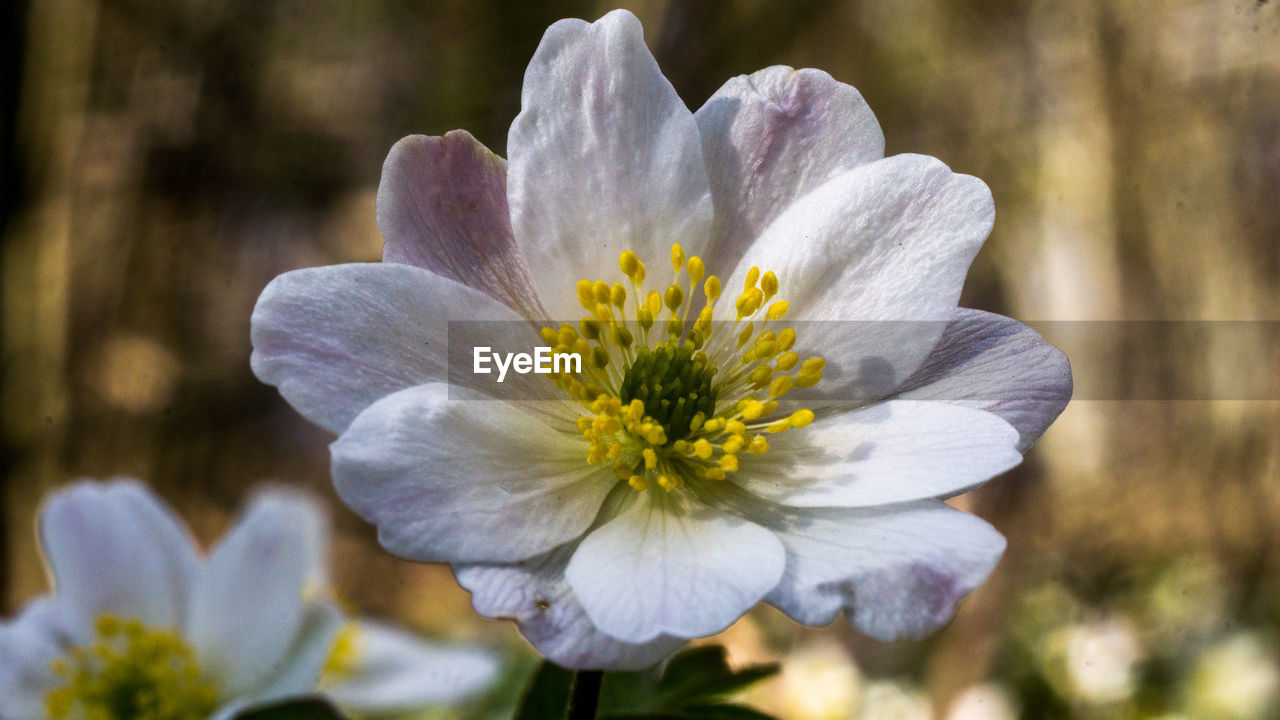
619, 341, 718, 443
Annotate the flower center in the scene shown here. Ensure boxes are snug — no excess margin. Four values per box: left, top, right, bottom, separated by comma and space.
541, 244, 823, 492
44, 614, 221, 720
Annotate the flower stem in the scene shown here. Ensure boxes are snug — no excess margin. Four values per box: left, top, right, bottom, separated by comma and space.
566, 670, 604, 720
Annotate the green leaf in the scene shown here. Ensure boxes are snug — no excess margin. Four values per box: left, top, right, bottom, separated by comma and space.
514, 660, 575, 720
231, 697, 347, 720
654, 647, 780, 706
600, 704, 779, 720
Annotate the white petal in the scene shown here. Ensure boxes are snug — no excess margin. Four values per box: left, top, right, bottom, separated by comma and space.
695, 66, 884, 278
188, 493, 322, 695
734, 401, 1022, 508
38, 480, 199, 637
378, 131, 545, 320
238, 603, 345, 707
725, 153, 995, 403
251, 262, 533, 435
0, 598, 70, 720
565, 490, 784, 644
331, 383, 615, 564
456, 544, 685, 671
324, 619, 498, 711
895, 309, 1073, 451
702, 484, 1005, 641
508, 9, 713, 321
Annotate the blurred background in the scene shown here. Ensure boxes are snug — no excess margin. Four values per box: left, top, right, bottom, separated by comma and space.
3, 0, 1279, 718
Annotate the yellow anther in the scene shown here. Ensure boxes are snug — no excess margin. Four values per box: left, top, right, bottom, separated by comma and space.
726, 419, 746, 435
634, 261, 647, 286
577, 280, 595, 309
704, 276, 722, 302
574, 338, 593, 358
540, 327, 559, 344
628, 475, 648, 491
576, 417, 593, 434
666, 317, 684, 337
790, 409, 815, 427
613, 462, 634, 480
673, 439, 691, 454
693, 439, 712, 459
646, 291, 663, 315
689, 411, 706, 432
611, 283, 627, 308
587, 281, 607, 305
802, 357, 826, 372
613, 324, 634, 347
741, 399, 765, 420
722, 436, 745, 454
720, 454, 739, 472
628, 398, 645, 419
737, 323, 754, 348
748, 436, 770, 454
594, 302, 614, 321
607, 442, 623, 460
664, 285, 684, 313
620, 250, 641, 277
687, 256, 705, 282
587, 441, 606, 465
592, 346, 610, 369
579, 318, 601, 340
702, 417, 725, 433
658, 474, 679, 491
559, 324, 578, 347
796, 371, 822, 388
704, 467, 726, 480
777, 327, 797, 351
762, 400, 779, 416
637, 307, 654, 331
642, 448, 658, 469
736, 288, 764, 317
748, 366, 773, 387
761, 271, 778, 299
745, 266, 761, 290
753, 340, 777, 358
769, 375, 793, 398
775, 351, 800, 371
670, 243, 686, 273
766, 301, 789, 321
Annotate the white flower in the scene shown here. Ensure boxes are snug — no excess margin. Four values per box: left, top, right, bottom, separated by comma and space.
1044, 618, 1142, 705
250, 9, 1071, 670
0, 480, 497, 720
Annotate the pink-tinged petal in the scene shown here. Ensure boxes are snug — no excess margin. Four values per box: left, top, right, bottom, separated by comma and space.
565, 489, 784, 644
724, 153, 994, 405
508, 9, 713, 321
0, 598, 71, 720
456, 545, 685, 671
331, 384, 615, 565
323, 619, 498, 711
250, 263, 531, 435
378, 131, 545, 320
695, 66, 885, 278
188, 494, 322, 695
38, 480, 199, 638
733, 401, 1022, 508
701, 483, 1005, 641
895, 309, 1073, 451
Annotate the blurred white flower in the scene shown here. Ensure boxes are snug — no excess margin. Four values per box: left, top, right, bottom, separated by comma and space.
858, 680, 932, 720
252, 8, 1072, 670
0, 480, 497, 720
946, 683, 1019, 720
1046, 618, 1142, 704
772, 643, 862, 720
1187, 633, 1279, 720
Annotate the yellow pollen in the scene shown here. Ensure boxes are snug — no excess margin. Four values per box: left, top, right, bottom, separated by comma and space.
44, 614, 220, 720
322, 622, 362, 683
545, 243, 824, 493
